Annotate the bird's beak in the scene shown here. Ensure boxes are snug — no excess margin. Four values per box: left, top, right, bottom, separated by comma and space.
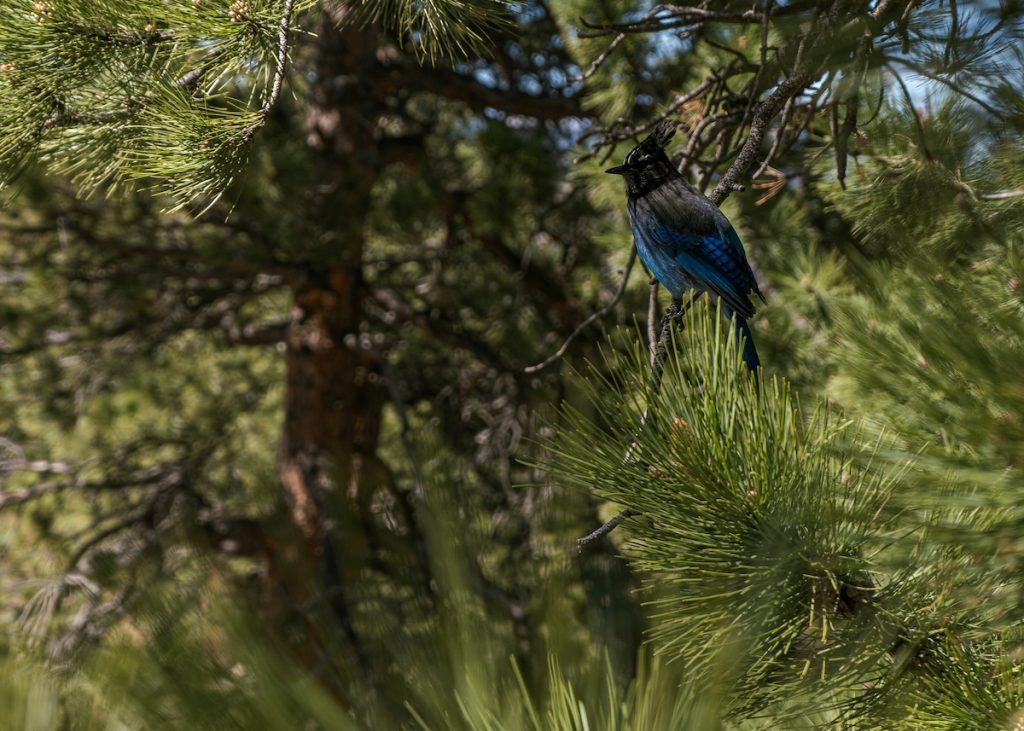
604, 164, 631, 175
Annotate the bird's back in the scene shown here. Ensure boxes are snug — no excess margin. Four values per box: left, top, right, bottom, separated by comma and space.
628, 178, 761, 317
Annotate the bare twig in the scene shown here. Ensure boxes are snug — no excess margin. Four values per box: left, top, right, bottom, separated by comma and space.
753, 95, 794, 178
371, 287, 510, 373
578, 6, 760, 37
524, 248, 637, 374
0, 465, 168, 510
886, 62, 932, 160
262, 0, 299, 119
241, 0, 298, 140
576, 508, 637, 551
647, 279, 659, 363
681, 111, 730, 174
575, 78, 717, 164
650, 295, 682, 387
0, 459, 72, 475
621, 292, 692, 467
736, 0, 774, 135
66, 505, 153, 572
952, 183, 1024, 202
573, 33, 627, 82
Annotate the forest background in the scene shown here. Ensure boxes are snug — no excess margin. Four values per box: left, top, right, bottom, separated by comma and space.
2, 0, 1024, 728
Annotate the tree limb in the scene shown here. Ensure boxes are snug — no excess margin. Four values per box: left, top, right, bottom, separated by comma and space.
709, 72, 813, 207
262, 0, 299, 120
379, 62, 583, 120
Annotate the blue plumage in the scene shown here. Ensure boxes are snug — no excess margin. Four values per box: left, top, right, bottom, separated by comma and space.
606, 123, 764, 371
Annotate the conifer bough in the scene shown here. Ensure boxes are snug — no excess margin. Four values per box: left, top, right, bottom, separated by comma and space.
0, 0, 311, 209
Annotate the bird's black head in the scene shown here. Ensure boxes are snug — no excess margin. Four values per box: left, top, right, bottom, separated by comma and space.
605, 121, 679, 196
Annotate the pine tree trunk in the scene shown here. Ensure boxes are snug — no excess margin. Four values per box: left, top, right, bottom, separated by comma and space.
263, 3, 392, 674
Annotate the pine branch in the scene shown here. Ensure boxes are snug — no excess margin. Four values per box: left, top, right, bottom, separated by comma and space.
576, 508, 637, 551
380, 62, 583, 120
244, 0, 297, 141
884, 55, 1007, 119
357, 0, 512, 63
577, 6, 763, 38
0, 471, 162, 510
547, 302, 907, 717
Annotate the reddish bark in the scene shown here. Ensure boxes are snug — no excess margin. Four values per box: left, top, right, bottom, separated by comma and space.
268, 4, 392, 657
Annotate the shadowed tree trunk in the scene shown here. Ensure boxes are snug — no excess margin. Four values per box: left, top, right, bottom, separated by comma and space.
268, 3, 394, 671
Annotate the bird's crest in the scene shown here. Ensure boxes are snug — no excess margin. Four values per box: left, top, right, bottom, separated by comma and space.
625, 121, 676, 164
648, 120, 676, 150
607, 119, 680, 180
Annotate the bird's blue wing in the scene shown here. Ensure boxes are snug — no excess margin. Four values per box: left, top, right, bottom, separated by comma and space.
717, 219, 765, 302
630, 184, 760, 318
629, 215, 698, 299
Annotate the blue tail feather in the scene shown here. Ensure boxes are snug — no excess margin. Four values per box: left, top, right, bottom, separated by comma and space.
733, 315, 760, 372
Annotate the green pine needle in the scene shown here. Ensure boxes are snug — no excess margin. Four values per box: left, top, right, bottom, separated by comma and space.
357, 0, 513, 64
543, 300, 908, 719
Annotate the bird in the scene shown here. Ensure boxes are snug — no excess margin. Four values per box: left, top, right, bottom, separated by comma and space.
606, 122, 764, 371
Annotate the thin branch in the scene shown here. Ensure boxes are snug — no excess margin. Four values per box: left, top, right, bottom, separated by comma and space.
524, 248, 637, 374
370, 287, 511, 373
576, 508, 637, 551
573, 32, 628, 82
241, 0, 298, 140
886, 62, 932, 160
0, 460, 72, 475
577, 7, 761, 37
573, 4, 672, 82
647, 279, 659, 363
753, 95, 794, 179
262, 0, 298, 119
953, 182, 1024, 202
736, 0, 773, 136
886, 56, 1007, 120
381, 63, 582, 120
619, 293, 691, 468
650, 295, 684, 387
0, 474, 160, 510
681, 111, 731, 173
66, 506, 152, 572
575, 78, 718, 165
944, 0, 958, 67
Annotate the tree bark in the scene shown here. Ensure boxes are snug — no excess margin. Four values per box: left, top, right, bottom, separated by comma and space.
266, 3, 393, 672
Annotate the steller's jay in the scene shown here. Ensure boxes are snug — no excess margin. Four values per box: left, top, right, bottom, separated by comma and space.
606, 122, 764, 371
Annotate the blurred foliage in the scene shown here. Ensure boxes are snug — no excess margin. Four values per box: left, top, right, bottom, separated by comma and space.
3, 0, 1024, 730
356, 0, 514, 63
